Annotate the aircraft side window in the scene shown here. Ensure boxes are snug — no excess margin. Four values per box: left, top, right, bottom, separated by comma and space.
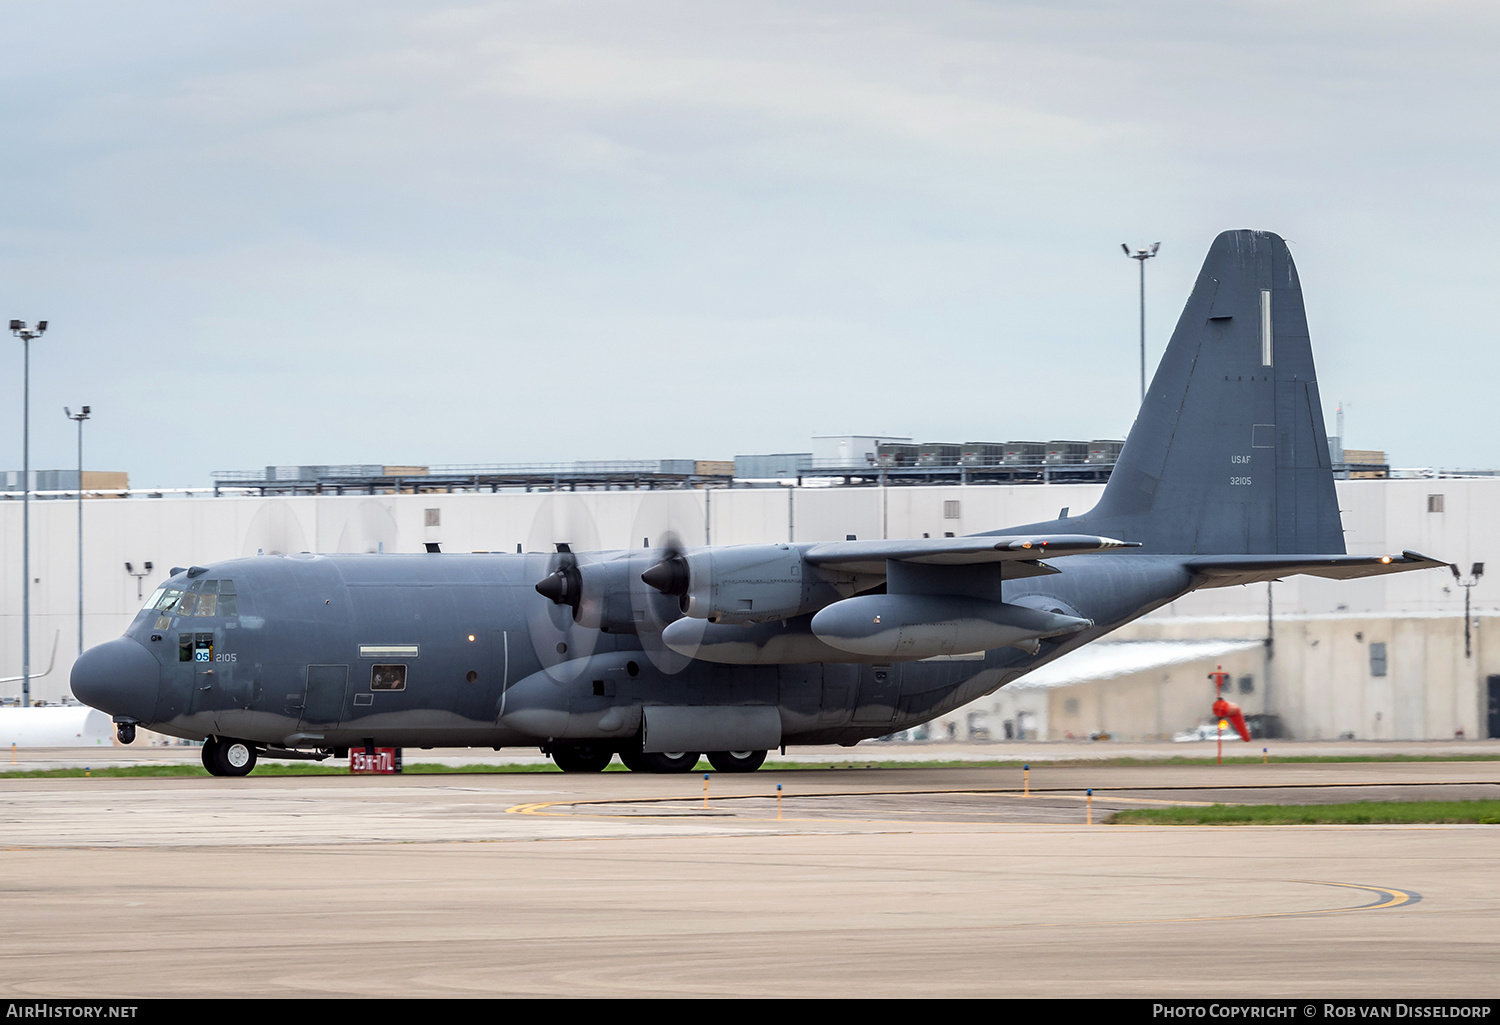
195, 594, 218, 617
144, 586, 167, 611
371, 664, 406, 691
152, 589, 183, 612
178, 634, 193, 662
176, 593, 199, 616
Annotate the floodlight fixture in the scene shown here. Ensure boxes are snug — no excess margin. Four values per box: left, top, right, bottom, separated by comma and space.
1453, 562, 1485, 658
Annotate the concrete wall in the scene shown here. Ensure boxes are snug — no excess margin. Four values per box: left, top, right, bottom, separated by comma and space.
2, 478, 1495, 739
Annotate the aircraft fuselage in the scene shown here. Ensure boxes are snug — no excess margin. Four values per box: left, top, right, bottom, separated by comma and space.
75, 550, 1196, 753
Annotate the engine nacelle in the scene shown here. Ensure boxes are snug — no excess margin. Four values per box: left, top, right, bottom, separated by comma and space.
683, 544, 813, 624
641, 544, 863, 625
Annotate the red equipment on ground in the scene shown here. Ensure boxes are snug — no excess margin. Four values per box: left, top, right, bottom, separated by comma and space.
1208, 666, 1251, 743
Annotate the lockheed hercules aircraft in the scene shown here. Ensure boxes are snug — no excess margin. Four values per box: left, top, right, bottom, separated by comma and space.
72, 230, 1444, 775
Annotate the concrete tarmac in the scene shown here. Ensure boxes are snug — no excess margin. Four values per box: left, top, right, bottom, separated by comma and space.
2, 752, 1499, 998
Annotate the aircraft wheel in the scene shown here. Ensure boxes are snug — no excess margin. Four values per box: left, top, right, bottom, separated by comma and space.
215, 738, 258, 777
617, 748, 647, 772
551, 742, 613, 773
637, 751, 700, 774
707, 750, 766, 773
200, 737, 223, 776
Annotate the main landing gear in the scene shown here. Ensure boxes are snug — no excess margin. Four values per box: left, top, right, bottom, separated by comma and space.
549, 742, 615, 773
547, 742, 770, 774
707, 750, 767, 773
201, 736, 258, 777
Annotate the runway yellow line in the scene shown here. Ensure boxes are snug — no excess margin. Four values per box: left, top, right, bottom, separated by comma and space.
1146, 881, 1419, 923
997, 881, 1422, 930
1302, 879, 1418, 912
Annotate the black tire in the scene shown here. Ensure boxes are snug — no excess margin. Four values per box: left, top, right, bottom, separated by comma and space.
636, 751, 700, 774
707, 750, 766, 773
617, 748, 647, 772
551, 742, 613, 773
215, 738, 258, 777
200, 737, 222, 775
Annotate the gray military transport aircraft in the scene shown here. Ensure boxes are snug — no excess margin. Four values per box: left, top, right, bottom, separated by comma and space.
71, 230, 1445, 775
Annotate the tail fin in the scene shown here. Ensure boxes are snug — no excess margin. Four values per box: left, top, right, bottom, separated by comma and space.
1013, 229, 1343, 555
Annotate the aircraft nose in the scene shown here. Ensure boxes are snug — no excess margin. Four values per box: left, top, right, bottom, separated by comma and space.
71, 638, 160, 722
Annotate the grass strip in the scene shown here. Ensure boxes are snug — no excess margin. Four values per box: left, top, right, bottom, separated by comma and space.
1109, 799, 1500, 825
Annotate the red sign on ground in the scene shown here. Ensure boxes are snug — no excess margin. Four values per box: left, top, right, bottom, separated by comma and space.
350, 748, 402, 774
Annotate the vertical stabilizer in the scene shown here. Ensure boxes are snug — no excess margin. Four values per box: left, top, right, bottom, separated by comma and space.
1010, 230, 1344, 555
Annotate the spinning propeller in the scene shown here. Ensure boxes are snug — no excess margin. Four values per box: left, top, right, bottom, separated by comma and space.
524, 495, 603, 681
627, 493, 706, 675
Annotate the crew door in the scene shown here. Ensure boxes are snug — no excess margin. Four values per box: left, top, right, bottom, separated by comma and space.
299, 665, 351, 731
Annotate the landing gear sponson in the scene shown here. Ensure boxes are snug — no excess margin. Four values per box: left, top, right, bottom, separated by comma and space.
546, 741, 769, 773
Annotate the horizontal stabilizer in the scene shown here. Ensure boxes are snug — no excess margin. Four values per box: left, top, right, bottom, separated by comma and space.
802, 534, 1138, 574
1185, 550, 1447, 589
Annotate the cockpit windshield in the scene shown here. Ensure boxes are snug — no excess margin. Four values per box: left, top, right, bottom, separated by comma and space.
142, 579, 238, 618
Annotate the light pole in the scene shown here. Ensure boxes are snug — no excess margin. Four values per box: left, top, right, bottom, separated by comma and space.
1122, 243, 1160, 403
65, 406, 91, 656
10, 319, 48, 707
1452, 562, 1485, 659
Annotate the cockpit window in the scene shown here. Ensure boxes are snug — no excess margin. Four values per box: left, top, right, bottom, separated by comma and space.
150, 580, 240, 620
165, 580, 240, 617
147, 588, 183, 612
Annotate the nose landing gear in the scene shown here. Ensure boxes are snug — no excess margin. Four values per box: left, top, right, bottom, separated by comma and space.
201, 736, 259, 777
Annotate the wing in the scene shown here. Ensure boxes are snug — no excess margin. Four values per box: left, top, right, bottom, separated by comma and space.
1184, 550, 1447, 589
801, 534, 1140, 575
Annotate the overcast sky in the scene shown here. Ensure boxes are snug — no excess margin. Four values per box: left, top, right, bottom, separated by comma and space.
2, 1, 1497, 486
